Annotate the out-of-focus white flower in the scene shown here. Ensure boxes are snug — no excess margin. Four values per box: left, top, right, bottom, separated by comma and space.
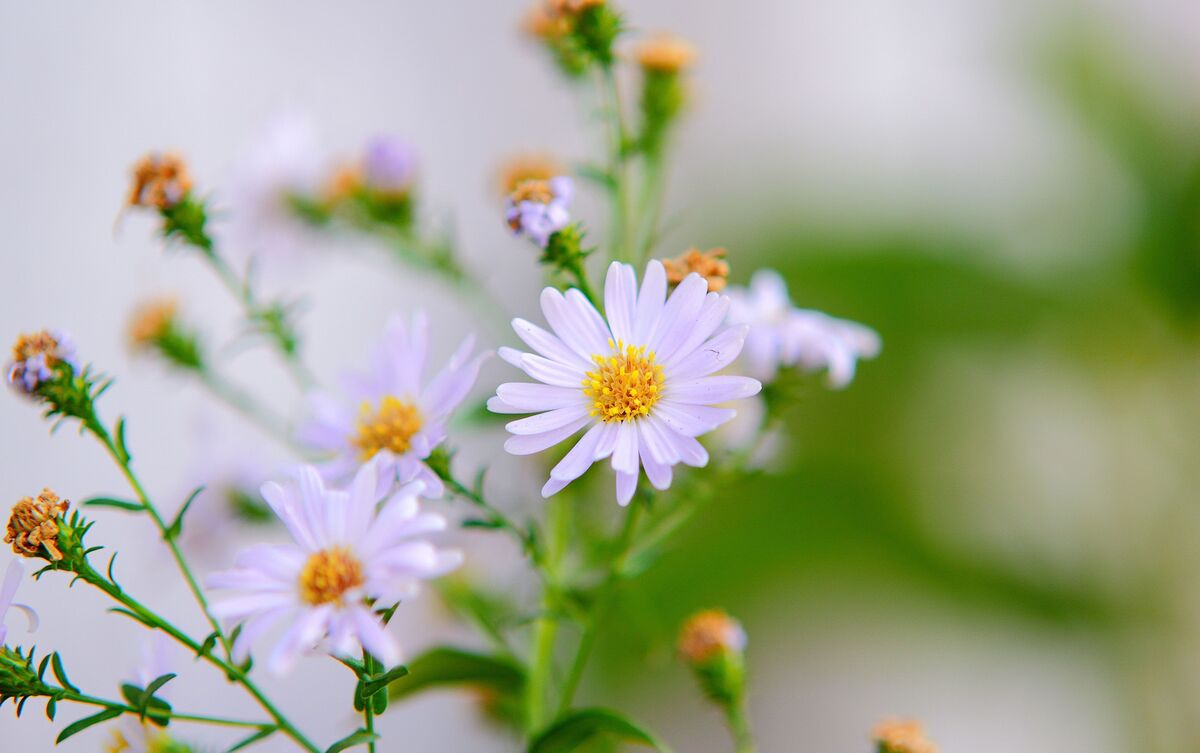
206, 461, 461, 673
490, 260, 761, 505
296, 312, 488, 498
726, 269, 879, 387
224, 113, 327, 263
0, 560, 37, 646
106, 634, 179, 753
505, 175, 573, 247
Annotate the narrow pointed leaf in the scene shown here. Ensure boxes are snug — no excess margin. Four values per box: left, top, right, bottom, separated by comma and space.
56, 707, 123, 743
388, 647, 524, 701
226, 725, 277, 752
82, 497, 144, 512
325, 728, 379, 753
528, 708, 672, 753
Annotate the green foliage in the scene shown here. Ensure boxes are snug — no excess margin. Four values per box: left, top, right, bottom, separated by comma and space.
54, 706, 123, 743
324, 728, 379, 753
388, 647, 525, 703
528, 708, 671, 753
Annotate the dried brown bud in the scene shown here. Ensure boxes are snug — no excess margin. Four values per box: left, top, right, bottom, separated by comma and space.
8, 330, 74, 394
128, 152, 193, 210
636, 34, 696, 74
872, 719, 939, 753
324, 164, 363, 205
6, 489, 69, 561
509, 179, 556, 205
127, 298, 179, 350
661, 247, 729, 292
678, 609, 746, 664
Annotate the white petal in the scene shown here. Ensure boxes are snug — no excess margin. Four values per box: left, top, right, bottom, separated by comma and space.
512, 318, 592, 370
634, 260, 668, 343
496, 382, 586, 411
671, 433, 710, 468
505, 405, 590, 435
648, 273, 708, 355
653, 400, 738, 436
665, 376, 762, 405
604, 262, 637, 344
504, 415, 592, 455
565, 289, 614, 354
637, 416, 682, 464
541, 288, 608, 360
615, 471, 638, 506
268, 605, 332, 675
351, 606, 402, 669
498, 346, 524, 367
666, 325, 749, 380
541, 476, 571, 497
0, 560, 23, 613
488, 396, 531, 414
611, 423, 639, 475
660, 293, 730, 368
519, 353, 588, 388
548, 423, 607, 483
640, 449, 673, 491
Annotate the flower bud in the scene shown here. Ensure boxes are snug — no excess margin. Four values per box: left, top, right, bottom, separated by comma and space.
522, 0, 620, 76
636, 34, 695, 74
128, 152, 193, 210
7, 330, 77, 396
661, 247, 729, 292
506, 177, 574, 248
0, 647, 56, 711
872, 718, 939, 753
127, 298, 204, 371
5, 489, 70, 561
678, 609, 747, 706
497, 153, 564, 197
636, 34, 694, 156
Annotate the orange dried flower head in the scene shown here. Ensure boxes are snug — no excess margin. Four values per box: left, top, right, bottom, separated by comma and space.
661, 247, 729, 292
128, 152, 193, 209
678, 609, 746, 664
498, 154, 564, 197
6, 489, 69, 561
637, 34, 696, 74
872, 719, 939, 753
324, 164, 363, 205
128, 298, 178, 349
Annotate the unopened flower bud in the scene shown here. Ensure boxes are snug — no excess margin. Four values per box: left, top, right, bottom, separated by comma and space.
127, 298, 204, 371
7, 330, 77, 396
128, 152, 193, 210
636, 34, 694, 155
872, 718, 939, 753
5, 489, 70, 561
679, 609, 747, 706
636, 34, 696, 74
661, 247, 729, 292
0, 647, 56, 710
497, 154, 565, 197
523, 0, 620, 75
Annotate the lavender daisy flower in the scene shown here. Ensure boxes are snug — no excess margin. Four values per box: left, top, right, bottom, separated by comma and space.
296, 312, 488, 497
6, 330, 77, 394
0, 560, 37, 646
506, 176, 573, 247
207, 461, 461, 673
726, 269, 880, 387
490, 260, 762, 505
362, 136, 417, 196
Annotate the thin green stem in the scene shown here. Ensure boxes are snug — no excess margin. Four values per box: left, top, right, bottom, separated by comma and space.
724, 701, 758, 753
64, 691, 267, 729
635, 152, 668, 264
439, 466, 545, 571
526, 494, 571, 733
362, 651, 377, 753
599, 64, 633, 263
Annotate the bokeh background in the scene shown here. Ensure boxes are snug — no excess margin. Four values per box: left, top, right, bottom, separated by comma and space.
3, 1, 1200, 751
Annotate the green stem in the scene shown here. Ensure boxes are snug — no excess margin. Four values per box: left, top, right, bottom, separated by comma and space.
724, 701, 758, 753
439, 467, 544, 571
362, 651, 377, 753
566, 257, 600, 308
635, 152, 668, 264
555, 500, 643, 716
64, 691, 267, 729
599, 64, 633, 263
72, 561, 321, 753
526, 494, 571, 733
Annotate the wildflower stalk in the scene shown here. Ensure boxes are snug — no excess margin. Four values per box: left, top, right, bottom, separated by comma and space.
724, 702, 758, 753
59, 690, 267, 730
525, 493, 570, 734
634, 151, 668, 263
598, 64, 633, 262
66, 558, 321, 753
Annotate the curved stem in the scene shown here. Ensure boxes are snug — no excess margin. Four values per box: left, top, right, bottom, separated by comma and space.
64, 691, 267, 729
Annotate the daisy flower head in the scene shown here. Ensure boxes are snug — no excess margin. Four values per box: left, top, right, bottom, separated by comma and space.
7, 329, 77, 395
506, 175, 573, 247
206, 461, 461, 674
727, 269, 880, 387
296, 312, 489, 497
490, 260, 762, 505
0, 559, 37, 647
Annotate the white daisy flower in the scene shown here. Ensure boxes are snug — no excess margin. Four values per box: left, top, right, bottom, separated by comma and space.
490, 260, 762, 505
0, 559, 37, 646
726, 269, 880, 387
296, 312, 489, 498
206, 461, 461, 674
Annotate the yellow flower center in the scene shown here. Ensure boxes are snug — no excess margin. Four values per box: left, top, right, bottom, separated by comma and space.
583, 340, 664, 423
299, 547, 365, 606
352, 395, 422, 460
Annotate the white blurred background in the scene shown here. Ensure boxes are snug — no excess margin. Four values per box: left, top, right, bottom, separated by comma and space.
3, 1, 1199, 751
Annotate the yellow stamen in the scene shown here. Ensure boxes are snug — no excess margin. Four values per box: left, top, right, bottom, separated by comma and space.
352, 395, 423, 460
298, 547, 365, 606
583, 340, 664, 423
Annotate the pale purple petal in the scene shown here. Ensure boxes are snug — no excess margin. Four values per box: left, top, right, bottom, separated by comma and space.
504, 416, 592, 455
667, 325, 750, 380
604, 262, 637, 344
666, 376, 761, 405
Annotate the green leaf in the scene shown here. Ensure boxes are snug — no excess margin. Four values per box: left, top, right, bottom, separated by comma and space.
56, 706, 123, 743
357, 665, 409, 703
139, 673, 177, 721
165, 486, 204, 540
388, 647, 524, 701
82, 497, 144, 512
226, 725, 277, 752
51, 652, 79, 693
44, 697, 56, 721
107, 607, 157, 629
325, 728, 379, 753
528, 708, 672, 753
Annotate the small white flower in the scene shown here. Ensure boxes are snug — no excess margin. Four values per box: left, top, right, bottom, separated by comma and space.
490, 260, 762, 505
726, 269, 879, 387
206, 461, 460, 674
296, 312, 489, 497
0, 559, 37, 646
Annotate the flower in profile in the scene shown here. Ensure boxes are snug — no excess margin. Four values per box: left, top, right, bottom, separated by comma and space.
5, 489, 69, 561
0, 560, 37, 647
7, 330, 77, 394
127, 152, 193, 210
661, 247, 729, 292
297, 312, 487, 497
872, 718, 939, 753
207, 462, 461, 673
636, 33, 696, 74
497, 153, 564, 197
490, 260, 761, 504
726, 269, 879, 387
678, 609, 746, 665
506, 176, 573, 248
225, 113, 327, 262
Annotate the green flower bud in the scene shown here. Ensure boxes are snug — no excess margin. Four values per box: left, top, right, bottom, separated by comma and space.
0, 647, 57, 712
678, 609, 747, 706
128, 298, 205, 372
